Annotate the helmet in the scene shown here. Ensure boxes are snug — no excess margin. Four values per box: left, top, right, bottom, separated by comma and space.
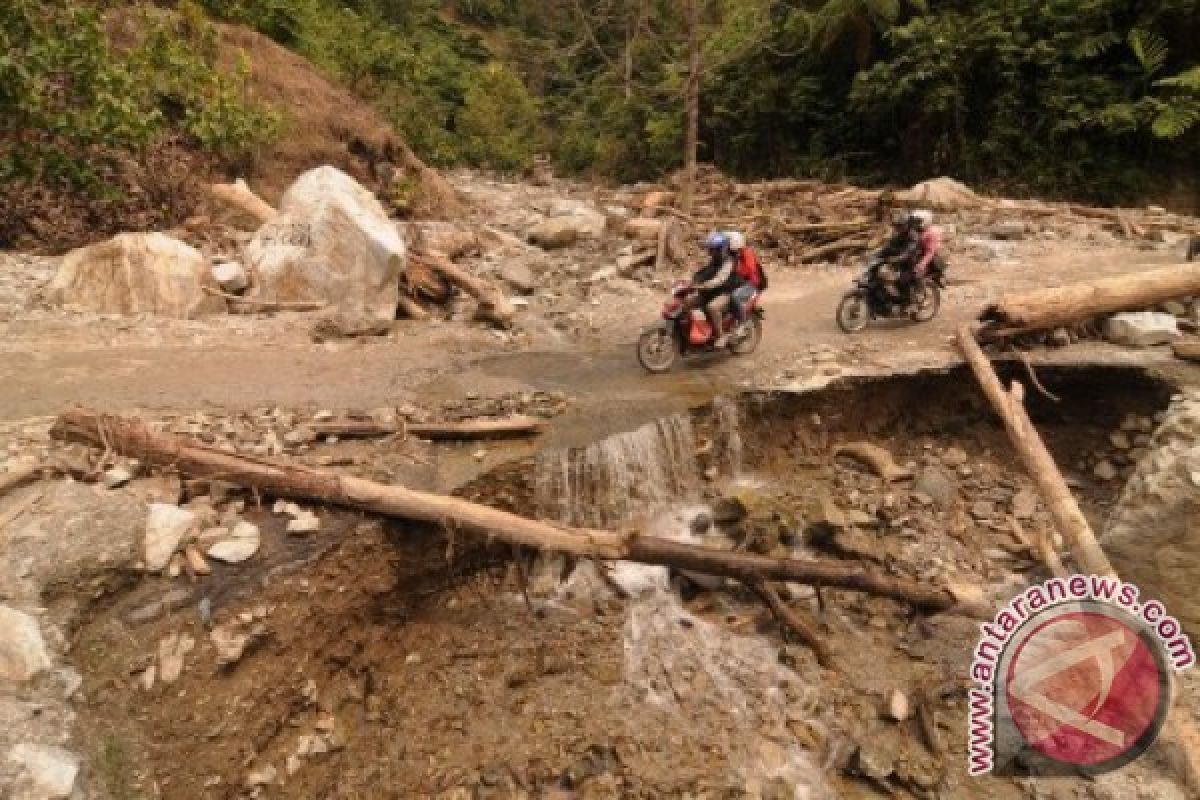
910, 210, 934, 229
704, 231, 730, 253
727, 231, 747, 252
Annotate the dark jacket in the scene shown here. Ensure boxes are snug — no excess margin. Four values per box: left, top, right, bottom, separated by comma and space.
692, 252, 739, 295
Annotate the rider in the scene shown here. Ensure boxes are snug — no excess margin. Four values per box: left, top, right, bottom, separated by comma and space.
727, 231, 765, 334
877, 209, 939, 306
692, 231, 739, 348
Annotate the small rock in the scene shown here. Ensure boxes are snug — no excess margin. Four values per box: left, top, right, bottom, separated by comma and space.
1048, 327, 1072, 348
0, 606, 52, 682
1105, 312, 1181, 347
246, 764, 278, 788
886, 688, 911, 722
689, 512, 713, 535
1094, 460, 1119, 481
206, 521, 261, 563
6, 743, 80, 798
990, 220, 1027, 240
941, 446, 968, 467
210, 624, 264, 667
158, 632, 195, 684
184, 545, 211, 576
144, 503, 196, 571
102, 465, 133, 489
1109, 431, 1132, 450
912, 467, 959, 509
287, 512, 321, 535
1012, 489, 1038, 520
212, 261, 249, 293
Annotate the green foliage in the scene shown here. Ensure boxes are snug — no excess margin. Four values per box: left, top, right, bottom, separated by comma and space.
458, 63, 541, 171
0, 0, 281, 193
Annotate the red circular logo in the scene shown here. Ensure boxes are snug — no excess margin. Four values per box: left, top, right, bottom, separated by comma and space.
1005, 609, 1167, 767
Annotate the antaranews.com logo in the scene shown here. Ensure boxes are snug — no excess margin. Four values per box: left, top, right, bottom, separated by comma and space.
968, 574, 1195, 777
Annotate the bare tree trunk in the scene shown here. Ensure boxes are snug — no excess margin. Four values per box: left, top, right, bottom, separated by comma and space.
956, 327, 1200, 789
52, 408, 975, 614
681, 0, 701, 216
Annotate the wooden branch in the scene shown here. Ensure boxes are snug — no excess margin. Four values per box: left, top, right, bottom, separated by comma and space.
52, 408, 973, 614
411, 250, 515, 329
1173, 341, 1200, 363
309, 416, 545, 441
797, 235, 871, 263
0, 464, 45, 498
395, 293, 430, 321
978, 263, 1200, 340
958, 325, 1200, 789
783, 218, 871, 236
201, 286, 325, 313
208, 179, 278, 228
749, 578, 836, 670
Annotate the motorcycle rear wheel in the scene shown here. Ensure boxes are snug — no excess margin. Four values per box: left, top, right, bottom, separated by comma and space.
910, 283, 941, 322
637, 328, 678, 373
728, 316, 763, 355
836, 292, 870, 333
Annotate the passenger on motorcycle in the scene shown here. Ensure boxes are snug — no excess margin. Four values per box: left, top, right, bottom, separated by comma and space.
877, 210, 939, 306
692, 231, 740, 348
727, 231, 766, 335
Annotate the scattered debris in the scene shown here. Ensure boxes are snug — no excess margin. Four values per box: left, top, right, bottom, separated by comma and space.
0, 606, 52, 682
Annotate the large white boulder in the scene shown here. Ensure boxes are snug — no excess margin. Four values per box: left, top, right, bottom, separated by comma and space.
0, 606, 52, 683
244, 166, 406, 321
46, 233, 221, 318
1104, 311, 1181, 347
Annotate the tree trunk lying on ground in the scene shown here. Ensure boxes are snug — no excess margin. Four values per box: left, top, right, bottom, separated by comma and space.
309, 416, 545, 441
208, 179, 278, 228
410, 250, 515, 329
957, 326, 1200, 790
52, 409, 979, 618
977, 262, 1200, 341
0, 464, 45, 499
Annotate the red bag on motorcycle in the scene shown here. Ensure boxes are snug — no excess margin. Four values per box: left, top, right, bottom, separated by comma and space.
688, 310, 713, 345
735, 248, 767, 290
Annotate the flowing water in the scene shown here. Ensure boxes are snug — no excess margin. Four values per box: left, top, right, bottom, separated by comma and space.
533, 403, 827, 797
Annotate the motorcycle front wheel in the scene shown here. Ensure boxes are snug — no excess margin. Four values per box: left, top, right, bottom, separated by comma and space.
910, 283, 941, 323
637, 327, 678, 373
836, 292, 870, 333
729, 316, 763, 355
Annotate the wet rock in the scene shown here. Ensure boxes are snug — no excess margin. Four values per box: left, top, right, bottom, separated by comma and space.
912, 467, 958, 509
6, 743, 79, 798
1105, 312, 1181, 347
206, 521, 261, 563
0, 606, 52, 682
144, 503, 196, 571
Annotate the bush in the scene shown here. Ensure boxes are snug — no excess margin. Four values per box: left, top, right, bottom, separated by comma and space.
457, 62, 541, 172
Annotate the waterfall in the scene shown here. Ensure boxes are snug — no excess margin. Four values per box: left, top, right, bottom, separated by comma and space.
534, 413, 699, 528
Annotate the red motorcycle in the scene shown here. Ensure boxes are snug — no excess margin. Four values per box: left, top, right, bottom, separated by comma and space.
636, 282, 763, 373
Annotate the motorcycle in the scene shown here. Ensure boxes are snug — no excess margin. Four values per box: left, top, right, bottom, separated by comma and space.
637, 282, 763, 373
835, 256, 945, 333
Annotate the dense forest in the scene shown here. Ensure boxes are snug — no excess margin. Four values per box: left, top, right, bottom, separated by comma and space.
2, 0, 1199, 211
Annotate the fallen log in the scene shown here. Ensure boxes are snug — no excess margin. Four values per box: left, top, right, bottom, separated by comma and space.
309, 416, 545, 441
208, 179, 278, 227
53, 408, 974, 614
978, 262, 1200, 340
797, 235, 871, 263
0, 464, 46, 498
783, 219, 871, 236
833, 442, 912, 482
412, 250, 515, 329
395, 293, 431, 321
957, 327, 1200, 789
1173, 340, 1200, 363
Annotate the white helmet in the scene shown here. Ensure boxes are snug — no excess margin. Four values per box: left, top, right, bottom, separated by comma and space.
727, 231, 747, 251
910, 210, 934, 229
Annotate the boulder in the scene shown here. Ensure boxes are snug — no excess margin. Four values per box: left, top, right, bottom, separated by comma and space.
46, 233, 222, 318
0, 606, 52, 682
1104, 312, 1181, 347
1104, 391, 1200, 637
6, 743, 79, 799
212, 261, 249, 293
244, 166, 406, 322
894, 177, 983, 212
144, 504, 196, 572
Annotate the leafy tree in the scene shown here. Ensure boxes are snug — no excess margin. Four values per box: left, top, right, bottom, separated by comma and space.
458, 62, 542, 171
